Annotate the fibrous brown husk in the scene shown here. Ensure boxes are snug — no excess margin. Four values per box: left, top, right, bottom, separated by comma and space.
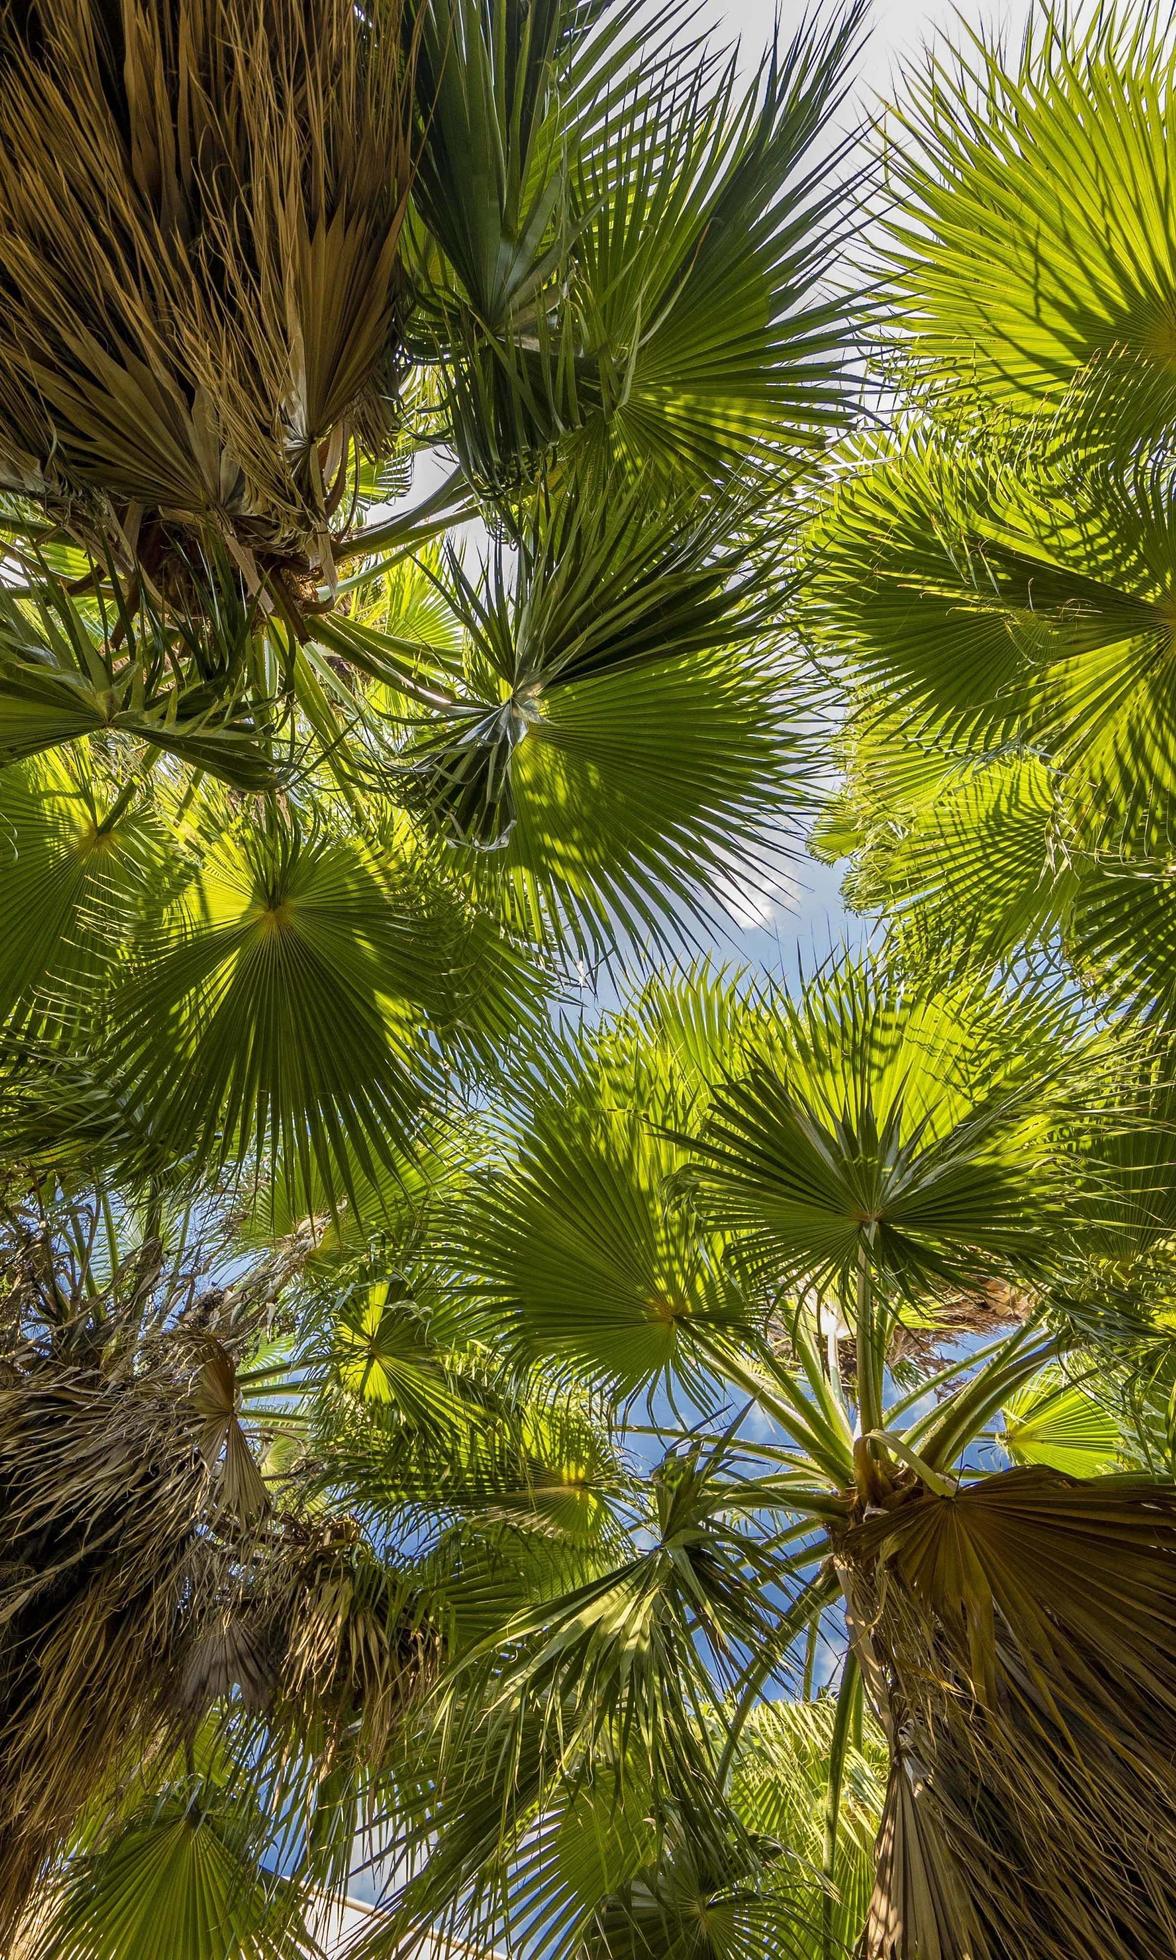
0, 0, 414, 605
0, 1334, 435, 1943
0, 1353, 220, 1940
840, 1468, 1176, 1959
273, 1520, 440, 1765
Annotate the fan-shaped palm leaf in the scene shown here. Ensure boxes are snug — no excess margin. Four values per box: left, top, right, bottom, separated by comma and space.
0, 751, 169, 1035
369, 477, 812, 951
688, 958, 1074, 1300
728, 1697, 886, 1958
0, 579, 277, 787
425, 2, 867, 491
808, 431, 1176, 846
21, 1785, 312, 1960
457, 1038, 755, 1399
884, 9, 1176, 424
1000, 1368, 1121, 1476
98, 795, 542, 1208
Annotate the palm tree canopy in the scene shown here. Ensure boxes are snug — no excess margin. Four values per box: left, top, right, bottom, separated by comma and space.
6, 4, 1176, 1960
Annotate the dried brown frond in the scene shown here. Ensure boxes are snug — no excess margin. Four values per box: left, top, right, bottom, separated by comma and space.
0, 1350, 220, 1940
269, 1519, 441, 1770
0, 0, 414, 607
0, 1311, 437, 1940
840, 1469, 1176, 1959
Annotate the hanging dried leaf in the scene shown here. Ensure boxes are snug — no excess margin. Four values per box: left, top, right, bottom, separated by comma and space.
0, 1, 414, 604
843, 1469, 1176, 1959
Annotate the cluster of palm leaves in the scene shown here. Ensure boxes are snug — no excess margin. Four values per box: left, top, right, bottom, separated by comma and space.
4, 0, 1176, 1956
809, 9, 1176, 1009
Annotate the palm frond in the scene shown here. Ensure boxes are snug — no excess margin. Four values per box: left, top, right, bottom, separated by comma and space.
21, 1783, 312, 1960
0, 578, 277, 787
882, 5, 1176, 418
381, 476, 812, 953
728, 1697, 886, 1956
426, 2, 867, 492
101, 797, 538, 1210
0, 0, 414, 596
456, 1033, 755, 1401
1000, 1368, 1122, 1476
687, 957, 1076, 1299
0, 751, 166, 1035
845, 1468, 1176, 1960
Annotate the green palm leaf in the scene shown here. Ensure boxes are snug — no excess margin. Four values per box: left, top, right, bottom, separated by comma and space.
106, 806, 438, 1204
884, 10, 1176, 423
0, 752, 164, 1034
808, 431, 1176, 841
25, 1787, 312, 1960
688, 959, 1073, 1298
458, 1037, 754, 1398
1000, 1369, 1122, 1476
562, 5, 867, 482
381, 477, 810, 951
728, 1698, 886, 1956
0, 582, 276, 788
407, 0, 627, 331
849, 751, 1077, 970
438, 3, 865, 491
1068, 854, 1176, 1012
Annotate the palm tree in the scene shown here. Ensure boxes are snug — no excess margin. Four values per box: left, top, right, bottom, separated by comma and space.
0, 0, 862, 953
351, 955, 1176, 1960
805, 7, 1176, 1015
15, 944, 1174, 1958
0, 0, 875, 1949
7, 2, 1176, 1956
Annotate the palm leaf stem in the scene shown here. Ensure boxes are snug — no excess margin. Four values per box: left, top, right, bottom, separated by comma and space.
716, 1566, 842, 1790
914, 1337, 1063, 1473
707, 1340, 856, 1487
335, 469, 476, 565
821, 1648, 860, 1960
